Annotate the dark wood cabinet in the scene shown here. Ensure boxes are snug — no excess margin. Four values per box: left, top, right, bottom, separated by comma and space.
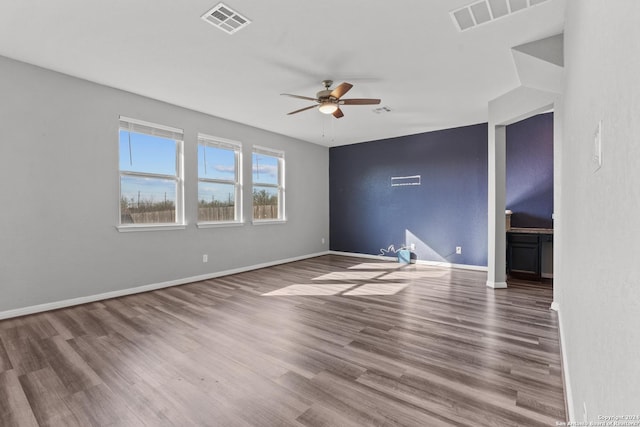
507, 229, 553, 279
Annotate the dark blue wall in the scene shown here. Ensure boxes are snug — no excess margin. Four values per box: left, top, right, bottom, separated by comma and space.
330, 123, 488, 266
506, 112, 554, 228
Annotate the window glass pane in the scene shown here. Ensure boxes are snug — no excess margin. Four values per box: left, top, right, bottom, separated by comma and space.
120, 176, 176, 224
199, 145, 236, 181
253, 186, 278, 220
252, 153, 279, 185
119, 130, 177, 176
198, 182, 236, 221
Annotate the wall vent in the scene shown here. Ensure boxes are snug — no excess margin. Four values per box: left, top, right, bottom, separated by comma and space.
451, 0, 548, 32
201, 3, 251, 34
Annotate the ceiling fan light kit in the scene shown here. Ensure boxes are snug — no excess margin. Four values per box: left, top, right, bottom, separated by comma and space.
318, 101, 338, 115
282, 80, 381, 119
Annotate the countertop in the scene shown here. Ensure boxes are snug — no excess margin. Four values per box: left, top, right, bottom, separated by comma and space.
508, 227, 554, 234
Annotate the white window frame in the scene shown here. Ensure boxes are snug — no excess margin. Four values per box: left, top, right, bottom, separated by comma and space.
197, 134, 243, 227
252, 145, 286, 224
117, 116, 185, 232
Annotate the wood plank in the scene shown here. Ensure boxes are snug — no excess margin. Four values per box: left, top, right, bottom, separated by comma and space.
0, 339, 12, 373
0, 370, 39, 427
19, 367, 85, 427
40, 335, 102, 395
0, 326, 49, 376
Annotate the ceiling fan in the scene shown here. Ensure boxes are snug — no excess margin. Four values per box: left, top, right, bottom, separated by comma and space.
281, 80, 381, 119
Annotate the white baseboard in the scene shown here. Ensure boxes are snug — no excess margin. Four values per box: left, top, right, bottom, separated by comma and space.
329, 250, 397, 262
486, 280, 508, 289
0, 251, 330, 320
328, 250, 488, 272
551, 301, 574, 422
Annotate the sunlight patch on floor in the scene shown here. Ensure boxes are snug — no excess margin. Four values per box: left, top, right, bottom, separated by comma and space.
384, 269, 449, 280
342, 282, 409, 296
260, 259, 447, 297
347, 262, 403, 271
312, 271, 385, 281
262, 284, 354, 296
262, 280, 411, 297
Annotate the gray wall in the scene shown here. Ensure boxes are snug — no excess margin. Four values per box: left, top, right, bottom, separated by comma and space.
0, 55, 329, 314
559, 0, 640, 419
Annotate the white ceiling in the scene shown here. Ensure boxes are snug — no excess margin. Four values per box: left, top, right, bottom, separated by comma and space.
0, 0, 565, 147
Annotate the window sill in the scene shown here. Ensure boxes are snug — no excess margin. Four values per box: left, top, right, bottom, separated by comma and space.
117, 224, 187, 233
251, 218, 287, 225
197, 221, 244, 229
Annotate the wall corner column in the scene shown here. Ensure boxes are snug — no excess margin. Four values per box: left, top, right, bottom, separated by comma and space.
487, 124, 507, 289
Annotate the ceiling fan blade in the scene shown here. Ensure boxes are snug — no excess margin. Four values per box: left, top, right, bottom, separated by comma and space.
287, 105, 317, 115
341, 98, 381, 105
330, 82, 353, 99
281, 93, 318, 102
332, 108, 344, 119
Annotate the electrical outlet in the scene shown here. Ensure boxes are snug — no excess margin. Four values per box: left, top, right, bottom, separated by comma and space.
321, 237, 325, 245
203, 254, 208, 263
455, 246, 462, 255
410, 243, 415, 251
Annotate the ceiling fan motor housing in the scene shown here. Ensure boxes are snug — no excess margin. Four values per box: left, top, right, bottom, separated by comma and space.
316, 89, 333, 101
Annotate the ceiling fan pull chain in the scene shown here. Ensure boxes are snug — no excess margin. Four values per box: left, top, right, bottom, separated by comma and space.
331, 114, 335, 143
322, 116, 325, 139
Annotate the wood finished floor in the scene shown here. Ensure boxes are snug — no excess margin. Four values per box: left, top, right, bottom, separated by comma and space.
0, 255, 566, 426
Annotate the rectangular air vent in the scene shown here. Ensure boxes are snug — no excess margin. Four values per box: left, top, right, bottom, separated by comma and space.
201, 3, 251, 34
451, 0, 548, 32
470, 1, 492, 25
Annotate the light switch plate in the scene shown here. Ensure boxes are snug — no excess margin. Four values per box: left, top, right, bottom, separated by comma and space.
593, 120, 602, 172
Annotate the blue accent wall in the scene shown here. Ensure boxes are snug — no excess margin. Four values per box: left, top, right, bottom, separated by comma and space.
506, 112, 554, 229
330, 123, 488, 267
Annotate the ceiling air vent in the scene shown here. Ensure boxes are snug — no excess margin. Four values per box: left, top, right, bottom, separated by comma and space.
201, 3, 251, 34
451, 0, 548, 32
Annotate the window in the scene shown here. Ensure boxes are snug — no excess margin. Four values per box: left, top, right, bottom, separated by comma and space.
198, 134, 242, 224
252, 146, 285, 222
118, 117, 184, 229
